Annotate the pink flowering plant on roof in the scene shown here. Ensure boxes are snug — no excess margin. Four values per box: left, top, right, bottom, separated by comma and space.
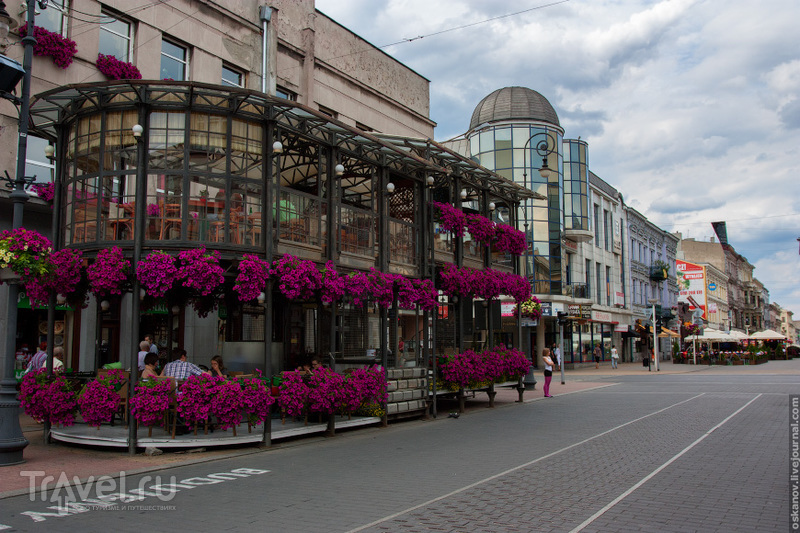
31, 182, 55, 203
0, 228, 53, 283
233, 254, 271, 302
320, 261, 347, 304
96, 53, 142, 80
271, 254, 322, 300
466, 213, 497, 245
19, 369, 78, 427
19, 25, 77, 69
129, 379, 171, 429
433, 202, 467, 237
494, 224, 527, 255
136, 250, 178, 299
77, 370, 126, 428
87, 246, 131, 298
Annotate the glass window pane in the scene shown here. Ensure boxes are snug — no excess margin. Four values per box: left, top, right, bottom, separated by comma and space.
99, 17, 131, 61
222, 66, 242, 87
161, 41, 187, 80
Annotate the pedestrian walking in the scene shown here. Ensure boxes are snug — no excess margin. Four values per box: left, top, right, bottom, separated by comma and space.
552, 343, 561, 369
542, 348, 555, 397
611, 345, 619, 369
593, 344, 602, 369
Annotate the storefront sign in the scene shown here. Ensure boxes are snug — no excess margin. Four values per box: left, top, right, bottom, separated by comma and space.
501, 302, 516, 317
540, 302, 552, 317
614, 324, 629, 332
521, 319, 538, 327
614, 291, 625, 307
562, 238, 578, 253
613, 219, 622, 253
592, 311, 613, 323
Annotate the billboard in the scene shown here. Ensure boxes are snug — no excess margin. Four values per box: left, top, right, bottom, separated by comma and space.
676, 259, 707, 320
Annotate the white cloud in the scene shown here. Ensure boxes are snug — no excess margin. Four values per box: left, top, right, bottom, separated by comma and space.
315, 0, 800, 317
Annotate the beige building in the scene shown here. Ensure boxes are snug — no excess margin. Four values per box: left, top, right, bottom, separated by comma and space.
1, 0, 434, 187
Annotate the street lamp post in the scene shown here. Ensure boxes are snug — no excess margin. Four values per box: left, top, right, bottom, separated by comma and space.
0, 0, 47, 465
648, 298, 659, 372
520, 131, 557, 388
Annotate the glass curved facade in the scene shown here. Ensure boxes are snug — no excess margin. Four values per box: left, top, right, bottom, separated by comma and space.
468, 124, 564, 295
563, 139, 589, 232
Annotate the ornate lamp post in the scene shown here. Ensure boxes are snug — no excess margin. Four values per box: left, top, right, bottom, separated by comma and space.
0, 0, 48, 465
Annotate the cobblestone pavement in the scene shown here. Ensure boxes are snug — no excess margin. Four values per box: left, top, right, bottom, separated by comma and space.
0, 362, 797, 532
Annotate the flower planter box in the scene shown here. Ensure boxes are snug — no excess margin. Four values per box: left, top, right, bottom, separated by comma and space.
649, 266, 668, 281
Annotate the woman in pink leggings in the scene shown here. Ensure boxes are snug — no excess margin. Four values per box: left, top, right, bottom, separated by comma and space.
542, 348, 555, 398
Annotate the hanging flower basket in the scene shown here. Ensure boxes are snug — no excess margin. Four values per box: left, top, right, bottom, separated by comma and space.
240, 373, 274, 429
433, 202, 467, 237
25, 248, 87, 308
87, 246, 131, 298
136, 250, 178, 299
19, 369, 78, 427
518, 296, 543, 320
0, 228, 53, 284
271, 254, 322, 300
233, 254, 271, 303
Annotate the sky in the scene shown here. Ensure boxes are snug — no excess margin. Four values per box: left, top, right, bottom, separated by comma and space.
315, 0, 800, 319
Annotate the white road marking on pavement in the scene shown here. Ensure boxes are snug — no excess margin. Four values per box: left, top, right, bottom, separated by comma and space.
569, 393, 763, 533
345, 393, 708, 533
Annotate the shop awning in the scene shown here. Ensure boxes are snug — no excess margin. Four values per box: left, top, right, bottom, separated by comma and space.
659, 327, 680, 338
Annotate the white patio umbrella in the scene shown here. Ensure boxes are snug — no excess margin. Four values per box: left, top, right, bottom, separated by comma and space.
750, 329, 789, 340
726, 330, 750, 341
685, 328, 737, 342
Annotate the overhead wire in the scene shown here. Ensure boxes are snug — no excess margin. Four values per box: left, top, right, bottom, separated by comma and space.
291, 0, 571, 73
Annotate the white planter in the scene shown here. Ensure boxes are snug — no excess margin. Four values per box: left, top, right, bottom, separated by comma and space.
0, 268, 21, 282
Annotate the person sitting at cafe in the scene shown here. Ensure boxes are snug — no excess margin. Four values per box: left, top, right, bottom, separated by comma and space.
27, 342, 48, 371
41, 346, 64, 372
137, 340, 150, 372
210, 355, 228, 378
161, 348, 208, 379
141, 352, 159, 379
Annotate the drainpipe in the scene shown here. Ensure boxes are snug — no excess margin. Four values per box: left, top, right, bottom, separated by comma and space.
260, 6, 272, 94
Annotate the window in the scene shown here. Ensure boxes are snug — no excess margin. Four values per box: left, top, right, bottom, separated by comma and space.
221, 64, 243, 88
26, 136, 55, 186
276, 86, 297, 101
99, 13, 132, 61
604, 210, 610, 251
356, 122, 373, 132
595, 262, 602, 303
318, 105, 337, 119
593, 204, 600, 246
37, 0, 67, 34
606, 266, 612, 306
161, 39, 188, 80
585, 259, 591, 295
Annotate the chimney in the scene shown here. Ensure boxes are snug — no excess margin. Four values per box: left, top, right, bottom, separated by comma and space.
710, 236, 715, 243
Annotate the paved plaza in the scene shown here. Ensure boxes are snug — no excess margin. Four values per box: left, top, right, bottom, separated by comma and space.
1, 360, 797, 532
